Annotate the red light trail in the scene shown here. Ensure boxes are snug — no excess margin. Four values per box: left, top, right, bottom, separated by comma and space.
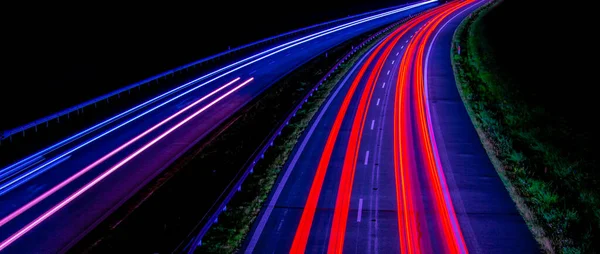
289, 0, 476, 253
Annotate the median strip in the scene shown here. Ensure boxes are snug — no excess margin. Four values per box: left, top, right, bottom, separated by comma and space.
196, 17, 419, 254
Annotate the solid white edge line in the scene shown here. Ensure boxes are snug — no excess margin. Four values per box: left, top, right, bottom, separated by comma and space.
423, 2, 483, 253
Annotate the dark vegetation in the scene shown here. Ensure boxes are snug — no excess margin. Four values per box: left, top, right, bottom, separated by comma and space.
452, 0, 598, 253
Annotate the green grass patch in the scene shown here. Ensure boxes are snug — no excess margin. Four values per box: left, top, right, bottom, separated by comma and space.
452, 1, 599, 253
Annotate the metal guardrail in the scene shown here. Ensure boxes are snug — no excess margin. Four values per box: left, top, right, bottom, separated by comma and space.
179, 11, 425, 253
0, 1, 422, 142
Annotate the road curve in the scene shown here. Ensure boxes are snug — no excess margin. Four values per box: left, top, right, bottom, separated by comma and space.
0, 1, 439, 253
243, 0, 540, 253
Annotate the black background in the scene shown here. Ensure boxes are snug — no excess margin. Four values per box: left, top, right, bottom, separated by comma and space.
1, 0, 408, 130
484, 0, 596, 147
1, 0, 593, 132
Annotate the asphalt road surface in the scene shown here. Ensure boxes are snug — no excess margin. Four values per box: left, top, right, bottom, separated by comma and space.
243, 0, 540, 253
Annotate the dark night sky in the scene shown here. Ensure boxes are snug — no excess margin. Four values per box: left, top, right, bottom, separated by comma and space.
2, 0, 592, 131
1, 0, 407, 130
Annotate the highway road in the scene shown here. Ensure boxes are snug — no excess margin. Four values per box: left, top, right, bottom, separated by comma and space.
0, 1, 439, 253
243, 0, 540, 253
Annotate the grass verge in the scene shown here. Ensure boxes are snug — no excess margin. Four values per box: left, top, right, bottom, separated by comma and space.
451, 1, 599, 253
